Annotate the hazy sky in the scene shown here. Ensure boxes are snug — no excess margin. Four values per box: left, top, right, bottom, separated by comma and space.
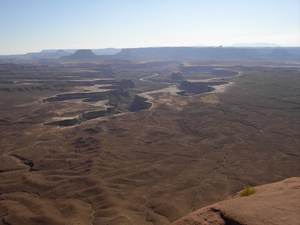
1, 0, 299, 54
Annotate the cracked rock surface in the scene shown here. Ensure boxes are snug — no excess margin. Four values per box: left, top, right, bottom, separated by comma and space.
172, 177, 300, 225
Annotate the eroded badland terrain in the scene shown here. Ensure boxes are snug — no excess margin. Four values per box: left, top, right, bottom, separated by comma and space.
0, 48, 299, 225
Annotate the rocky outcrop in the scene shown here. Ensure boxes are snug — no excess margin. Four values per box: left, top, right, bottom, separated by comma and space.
117, 79, 135, 89
64, 49, 97, 59
55, 49, 70, 56
42, 79, 135, 126
172, 177, 300, 225
128, 95, 152, 111
44, 91, 108, 102
179, 80, 227, 94
81, 108, 114, 120
179, 80, 211, 94
170, 72, 183, 80
44, 118, 79, 127
44, 107, 115, 127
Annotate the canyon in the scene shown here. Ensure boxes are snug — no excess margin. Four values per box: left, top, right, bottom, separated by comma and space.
0, 47, 299, 224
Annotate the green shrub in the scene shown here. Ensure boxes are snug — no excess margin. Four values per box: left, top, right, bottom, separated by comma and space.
240, 186, 256, 197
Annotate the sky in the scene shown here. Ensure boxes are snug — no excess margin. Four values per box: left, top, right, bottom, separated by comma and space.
0, 0, 299, 55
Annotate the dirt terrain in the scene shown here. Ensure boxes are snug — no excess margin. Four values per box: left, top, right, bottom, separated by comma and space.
0, 60, 299, 225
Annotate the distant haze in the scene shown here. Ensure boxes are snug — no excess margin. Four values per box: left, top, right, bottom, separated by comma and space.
0, 0, 299, 55
231, 43, 280, 47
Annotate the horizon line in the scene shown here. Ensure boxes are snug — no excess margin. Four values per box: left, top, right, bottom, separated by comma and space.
1, 45, 300, 56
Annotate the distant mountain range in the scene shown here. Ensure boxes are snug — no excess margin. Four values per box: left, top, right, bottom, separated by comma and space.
231, 43, 280, 47
40, 48, 121, 55
0, 47, 299, 63
116, 46, 300, 61
0, 48, 121, 57
25, 49, 71, 59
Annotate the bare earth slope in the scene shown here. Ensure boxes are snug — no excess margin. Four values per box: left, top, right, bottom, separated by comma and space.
0, 66, 299, 224
172, 177, 300, 225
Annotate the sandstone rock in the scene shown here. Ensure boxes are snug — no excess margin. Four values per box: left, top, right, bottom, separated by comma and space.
172, 177, 300, 225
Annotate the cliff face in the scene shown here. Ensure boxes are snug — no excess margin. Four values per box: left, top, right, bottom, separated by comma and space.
172, 177, 300, 225
44, 107, 115, 127
128, 95, 152, 112
179, 80, 211, 94
118, 79, 135, 89
44, 88, 130, 103
179, 80, 227, 94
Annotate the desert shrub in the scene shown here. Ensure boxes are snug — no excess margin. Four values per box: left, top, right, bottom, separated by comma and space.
240, 186, 256, 197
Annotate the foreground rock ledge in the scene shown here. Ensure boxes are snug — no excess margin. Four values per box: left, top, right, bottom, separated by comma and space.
172, 177, 300, 225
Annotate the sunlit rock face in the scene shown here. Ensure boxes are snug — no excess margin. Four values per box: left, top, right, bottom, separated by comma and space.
172, 177, 300, 225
